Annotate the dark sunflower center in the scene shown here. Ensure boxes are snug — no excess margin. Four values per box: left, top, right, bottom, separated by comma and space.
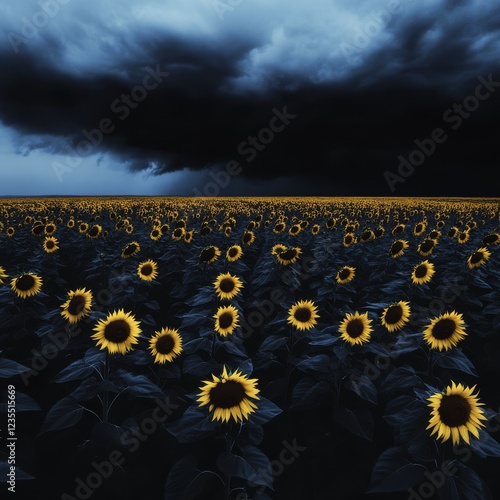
280, 249, 297, 261
448, 228, 457, 237
391, 241, 404, 254
416, 223, 423, 233
218, 312, 234, 329
429, 231, 439, 239
294, 307, 311, 323
470, 252, 483, 264
155, 334, 175, 354
345, 236, 353, 244
361, 231, 372, 240
438, 395, 471, 427
45, 225, 55, 233
228, 248, 238, 258
459, 233, 467, 240
483, 234, 498, 245
290, 226, 299, 233
243, 233, 252, 243
68, 295, 86, 315
174, 228, 183, 237
32, 225, 44, 235
124, 244, 138, 255
384, 305, 403, 325
16, 274, 35, 291
104, 320, 130, 343
394, 225, 403, 233
420, 240, 434, 252
275, 223, 285, 231
209, 380, 245, 408
338, 268, 351, 280
152, 229, 160, 237
46, 240, 55, 249
89, 227, 99, 237
141, 264, 153, 276
414, 264, 428, 278
200, 247, 216, 261
346, 319, 364, 338
431, 318, 456, 340
219, 278, 235, 293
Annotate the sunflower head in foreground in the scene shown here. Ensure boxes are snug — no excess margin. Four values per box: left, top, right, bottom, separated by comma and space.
60, 287, 93, 323
336, 266, 356, 284
121, 241, 141, 259
92, 309, 141, 354
199, 245, 221, 264
389, 239, 409, 258
197, 365, 260, 424
287, 300, 319, 331
275, 247, 302, 265
339, 311, 372, 345
380, 300, 411, 332
226, 245, 243, 262
422, 310, 467, 351
149, 327, 183, 363
427, 381, 486, 445
271, 243, 287, 256
214, 304, 240, 336
214, 272, 244, 300
137, 260, 159, 281
11, 272, 43, 298
467, 247, 491, 269
43, 236, 59, 253
411, 260, 435, 285
0, 266, 8, 285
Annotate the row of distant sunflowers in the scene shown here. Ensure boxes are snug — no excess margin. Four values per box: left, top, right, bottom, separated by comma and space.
1, 196, 500, 499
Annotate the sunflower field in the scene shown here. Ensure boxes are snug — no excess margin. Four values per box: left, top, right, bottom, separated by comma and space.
1, 196, 500, 500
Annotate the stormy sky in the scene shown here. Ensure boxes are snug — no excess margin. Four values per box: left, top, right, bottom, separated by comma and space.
0, 0, 499, 197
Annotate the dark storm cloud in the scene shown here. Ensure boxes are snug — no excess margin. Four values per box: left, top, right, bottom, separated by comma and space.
1, 0, 499, 195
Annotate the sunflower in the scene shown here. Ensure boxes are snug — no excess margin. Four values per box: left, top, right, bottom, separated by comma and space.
172, 227, 185, 240
213, 305, 240, 336
121, 241, 141, 258
86, 224, 102, 238
44, 223, 57, 235
149, 327, 183, 363
200, 246, 221, 264
0, 266, 8, 285
427, 381, 487, 446
467, 247, 491, 269
380, 301, 411, 332
414, 221, 427, 236
184, 230, 194, 244
91, 309, 141, 355
67, 218, 75, 229
43, 236, 59, 253
457, 231, 470, 244
289, 224, 302, 236
242, 231, 255, 246
31, 223, 45, 236
150, 228, 162, 241
271, 243, 287, 256
311, 224, 321, 235
422, 311, 467, 351
273, 222, 286, 233
275, 247, 302, 265
338, 311, 372, 346
411, 260, 435, 285
10, 273, 43, 298
78, 222, 89, 233
214, 272, 244, 300
60, 288, 93, 323
336, 266, 356, 284
287, 300, 319, 331
226, 245, 243, 262
390, 239, 409, 258
197, 365, 260, 424
360, 229, 374, 242
343, 233, 356, 247
482, 233, 500, 246
137, 260, 159, 281
6, 227, 15, 237
417, 238, 436, 257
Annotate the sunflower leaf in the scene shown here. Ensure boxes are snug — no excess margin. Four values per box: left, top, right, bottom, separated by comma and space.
110, 370, 164, 398
367, 445, 428, 493
469, 430, 500, 458
345, 374, 378, 405
439, 461, 494, 500
216, 451, 274, 490
39, 395, 84, 434
0, 358, 30, 377
163, 454, 199, 500
434, 348, 478, 376
55, 358, 95, 383
332, 405, 374, 441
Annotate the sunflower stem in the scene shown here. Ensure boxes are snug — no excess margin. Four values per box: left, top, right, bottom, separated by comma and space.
102, 351, 110, 424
